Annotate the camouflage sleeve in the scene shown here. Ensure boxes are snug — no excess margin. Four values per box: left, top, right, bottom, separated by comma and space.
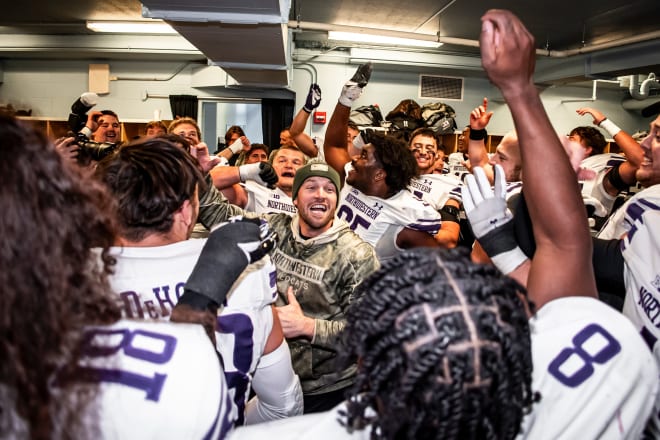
312, 241, 379, 348
197, 174, 255, 228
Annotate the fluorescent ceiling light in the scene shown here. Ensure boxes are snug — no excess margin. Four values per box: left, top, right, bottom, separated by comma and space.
328, 31, 442, 48
86, 21, 177, 34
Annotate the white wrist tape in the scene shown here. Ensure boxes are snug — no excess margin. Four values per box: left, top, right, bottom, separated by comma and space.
79, 126, 93, 139
228, 138, 243, 154
490, 247, 528, 275
599, 119, 621, 138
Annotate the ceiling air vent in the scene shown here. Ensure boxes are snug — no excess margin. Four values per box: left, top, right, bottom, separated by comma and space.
419, 75, 463, 101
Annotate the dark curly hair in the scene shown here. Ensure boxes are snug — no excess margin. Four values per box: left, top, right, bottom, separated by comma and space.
0, 116, 120, 438
95, 138, 206, 242
370, 132, 419, 192
569, 126, 607, 156
340, 247, 536, 440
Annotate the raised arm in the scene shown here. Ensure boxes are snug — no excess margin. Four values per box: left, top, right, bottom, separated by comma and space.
289, 84, 321, 158
324, 63, 372, 182
481, 10, 597, 308
576, 107, 644, 193
467, 97, 494, 181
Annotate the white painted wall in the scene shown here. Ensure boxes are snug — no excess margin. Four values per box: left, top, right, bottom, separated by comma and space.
0, 58, 655, 142
290, 62, 656, 141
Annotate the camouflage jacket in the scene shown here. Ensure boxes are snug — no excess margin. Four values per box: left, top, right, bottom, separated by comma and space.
197, 178, 379, 394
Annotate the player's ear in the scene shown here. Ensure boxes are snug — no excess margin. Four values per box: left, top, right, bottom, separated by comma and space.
176, 199, 195, 228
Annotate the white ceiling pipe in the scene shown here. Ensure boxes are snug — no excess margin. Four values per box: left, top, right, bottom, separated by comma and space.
289, 21, 660, 58
629, 73, 660, 100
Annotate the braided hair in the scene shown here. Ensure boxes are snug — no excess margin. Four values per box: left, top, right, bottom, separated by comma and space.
341, 247, 536, 440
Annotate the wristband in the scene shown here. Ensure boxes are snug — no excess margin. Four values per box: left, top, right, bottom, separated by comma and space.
228, 138, 243, 154
469, 128, 487, 141
79, 126, 93, 139
606, 162, 630, 192
439, 205, 460, 223
478, 221, 527, 274
598, 118, 621, 138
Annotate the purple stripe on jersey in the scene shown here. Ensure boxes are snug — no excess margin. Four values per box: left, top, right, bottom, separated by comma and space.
625, 199, 660, 224
202, 389, 234, 440
408, 220, 442, 233
606, 157, 625, 167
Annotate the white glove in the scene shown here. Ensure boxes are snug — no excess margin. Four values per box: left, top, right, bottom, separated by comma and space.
462, 165, 528, 274
238, 162, 278, 189
338, 63, 372, 107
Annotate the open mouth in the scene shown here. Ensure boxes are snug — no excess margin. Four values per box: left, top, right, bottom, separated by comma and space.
310, 204, 328, 213
281, 171, 295, 178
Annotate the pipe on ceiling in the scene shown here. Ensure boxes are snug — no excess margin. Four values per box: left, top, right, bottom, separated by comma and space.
289, 20, 660, 58
628, 73, 660, 100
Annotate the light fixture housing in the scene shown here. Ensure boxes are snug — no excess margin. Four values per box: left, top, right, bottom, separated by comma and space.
86, 21, 177, 34
328, 31, 442, 48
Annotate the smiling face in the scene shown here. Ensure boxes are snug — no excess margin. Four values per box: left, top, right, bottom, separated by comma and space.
272, 148, 305, 193
348, 144, 382, 193
457, 127, 470, 153
94, 114, 120, 143
246, 147, 269, 164
488, 132, 522, 182
294, 176, 337, 237
636, 115, 660, 187
172, 123, 200, 145
410, 134, 438, 174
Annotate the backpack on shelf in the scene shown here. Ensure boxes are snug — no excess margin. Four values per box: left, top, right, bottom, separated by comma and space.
386, 99, 424, 132
350, 104, 385, 128
421, 101, 458, 134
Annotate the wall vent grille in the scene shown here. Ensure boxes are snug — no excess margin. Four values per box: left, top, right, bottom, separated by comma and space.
420, 75, 463, 100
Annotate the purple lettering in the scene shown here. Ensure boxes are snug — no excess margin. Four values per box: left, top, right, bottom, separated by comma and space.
152, 285, 175, 316
144, 300, 159, 319
119, 291, 144, 319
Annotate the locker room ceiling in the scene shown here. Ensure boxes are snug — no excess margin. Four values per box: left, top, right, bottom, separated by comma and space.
0, 0, 659, 88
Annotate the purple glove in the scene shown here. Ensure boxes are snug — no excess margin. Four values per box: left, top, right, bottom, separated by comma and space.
303, 84, 322, 113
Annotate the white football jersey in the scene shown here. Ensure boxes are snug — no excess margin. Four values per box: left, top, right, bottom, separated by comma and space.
621, 207, 660, 435
230, 297, 659, 440
520, 296, 658, 439
339, 164, 442, 261
408, 173, 463, 210
598, 185, 660, 239
228, 402, 366, 440
244, 180, 297, 216
80, 320, 234, 439
579, 153, 626, 215
107, 239, 280, 425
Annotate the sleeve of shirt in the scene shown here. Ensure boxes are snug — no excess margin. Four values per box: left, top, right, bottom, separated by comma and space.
312, 241, 379, 348
197, 174, 250, 229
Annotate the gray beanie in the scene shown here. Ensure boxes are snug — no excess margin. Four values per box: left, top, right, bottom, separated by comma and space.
292, 161, 341, 200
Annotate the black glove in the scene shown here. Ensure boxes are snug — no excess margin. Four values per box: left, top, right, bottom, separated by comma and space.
303, 83, 322, 113
181, 218, 277, 309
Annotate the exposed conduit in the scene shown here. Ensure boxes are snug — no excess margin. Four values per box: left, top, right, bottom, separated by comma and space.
560, 79, 620, 103
142, 92, 260, 102
289, 21, 660, 58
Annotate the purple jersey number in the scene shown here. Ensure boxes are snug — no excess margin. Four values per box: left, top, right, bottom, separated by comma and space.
337, 205, 372, 233
548, 323, 621, 388
78, 327, 177, 402
217, 313, 254, 425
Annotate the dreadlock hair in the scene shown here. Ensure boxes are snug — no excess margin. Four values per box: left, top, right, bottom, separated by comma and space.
341, 247, 536, 440
569, 126, 607, 156
0, 116, 120, 438
369, 132, 419, 191
94, 138, 206, 242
